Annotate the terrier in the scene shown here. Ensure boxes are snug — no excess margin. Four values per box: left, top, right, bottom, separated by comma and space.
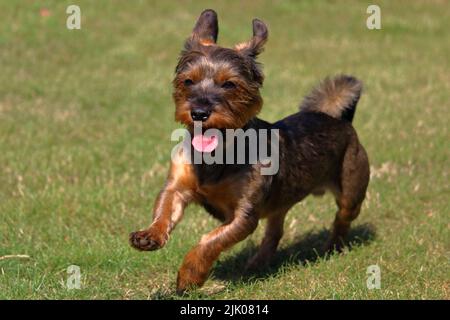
130, 9, 370, 294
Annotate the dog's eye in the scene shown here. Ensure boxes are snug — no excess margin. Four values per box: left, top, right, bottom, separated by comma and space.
221, 81, 236, 89
183, 79, 194, 87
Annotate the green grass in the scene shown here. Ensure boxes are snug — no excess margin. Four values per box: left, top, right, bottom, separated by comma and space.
0, 0, 449, 299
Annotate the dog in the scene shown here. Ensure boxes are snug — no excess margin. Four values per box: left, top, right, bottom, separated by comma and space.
130, 9, 370, 294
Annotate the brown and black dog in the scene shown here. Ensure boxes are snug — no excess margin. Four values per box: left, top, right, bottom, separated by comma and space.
130, 9, 370, 294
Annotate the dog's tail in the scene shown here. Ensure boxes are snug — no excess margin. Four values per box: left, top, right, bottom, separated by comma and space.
299, 75, 362, 122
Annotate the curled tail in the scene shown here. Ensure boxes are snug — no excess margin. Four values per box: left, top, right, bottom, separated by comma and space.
300, 75, 362, 122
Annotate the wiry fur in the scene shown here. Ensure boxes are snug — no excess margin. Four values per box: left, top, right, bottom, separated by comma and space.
130, 9, 370, 294
300, 75, 362, 122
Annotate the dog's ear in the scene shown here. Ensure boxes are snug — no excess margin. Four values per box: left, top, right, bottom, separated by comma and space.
235, 19, 268, 58
185, 9, 218, 49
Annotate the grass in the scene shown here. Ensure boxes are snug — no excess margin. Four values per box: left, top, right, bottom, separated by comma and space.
0, 0, 449, 299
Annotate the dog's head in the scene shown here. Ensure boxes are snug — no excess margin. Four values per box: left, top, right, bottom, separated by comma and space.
173, 9, 268, 131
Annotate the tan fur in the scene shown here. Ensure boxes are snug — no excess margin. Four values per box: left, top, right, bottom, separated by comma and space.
300, 75, 362, 119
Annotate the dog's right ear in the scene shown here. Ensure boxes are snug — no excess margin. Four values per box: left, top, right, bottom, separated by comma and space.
185, 9, 218, 49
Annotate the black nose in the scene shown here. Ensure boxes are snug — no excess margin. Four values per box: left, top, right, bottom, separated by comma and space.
191, 108, 211, 122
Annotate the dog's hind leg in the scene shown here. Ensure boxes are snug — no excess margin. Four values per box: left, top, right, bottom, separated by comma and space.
245, 209, 288, 270
328, 201, 362, 252
327, 136, 370, 252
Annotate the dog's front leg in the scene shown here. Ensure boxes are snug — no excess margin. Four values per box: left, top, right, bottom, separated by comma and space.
130, 152, 195, 251
176, 209, 258, 293
130, 186, 189, 251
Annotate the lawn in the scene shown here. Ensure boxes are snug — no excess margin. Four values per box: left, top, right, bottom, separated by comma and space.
0, 0, 448, 299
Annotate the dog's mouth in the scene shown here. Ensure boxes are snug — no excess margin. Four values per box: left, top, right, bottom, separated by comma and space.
192, 133, 219, 153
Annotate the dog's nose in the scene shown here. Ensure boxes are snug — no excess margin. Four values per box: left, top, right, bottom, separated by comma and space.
191, 108, 211, 122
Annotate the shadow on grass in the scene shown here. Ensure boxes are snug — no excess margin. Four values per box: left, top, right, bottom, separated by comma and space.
213, 223, 376, 284
149, 223, 375, 299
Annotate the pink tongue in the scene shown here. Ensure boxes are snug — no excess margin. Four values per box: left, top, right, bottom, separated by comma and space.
192, 134, 218, 153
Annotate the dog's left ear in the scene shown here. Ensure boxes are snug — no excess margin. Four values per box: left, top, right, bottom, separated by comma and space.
235, 19, 268, 58
186, 9, 219, 49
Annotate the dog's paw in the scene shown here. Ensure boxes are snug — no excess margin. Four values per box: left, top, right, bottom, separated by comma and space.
324, 237, 345, 254
129, 229, 167, 251
176, 249, 210, 295
245, 254, 270, 272
176, 269, 205, 296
